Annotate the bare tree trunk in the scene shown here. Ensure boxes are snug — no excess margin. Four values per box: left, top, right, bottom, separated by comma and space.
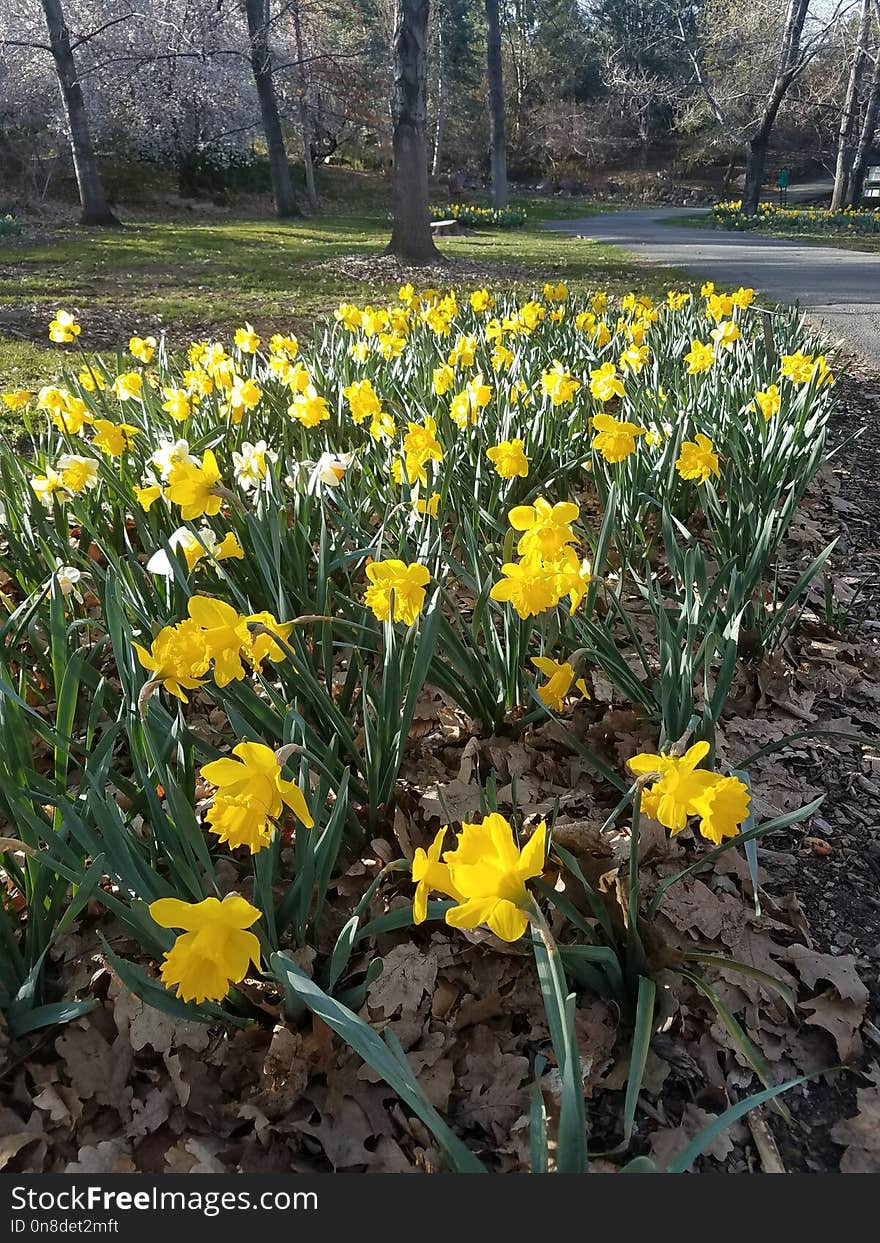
847, 41, 880, 205
832, 0, 871, 210
485, 0, 508, 209
386, 0, 440, 264
39, 0, 119, 226
741, 0, 810, 215
245, 0, 301, 218
292, 0, 318, 212
743, 129, 771, 215
431, 2, 446, 176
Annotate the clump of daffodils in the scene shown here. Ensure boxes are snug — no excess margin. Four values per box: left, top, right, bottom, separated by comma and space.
490, 498, 591, 619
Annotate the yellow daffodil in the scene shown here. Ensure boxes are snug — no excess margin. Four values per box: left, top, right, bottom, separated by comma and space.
234, 323, 261, 353
591, 413, 645, 463
754, 385, 781, 420
364, 559, 430, 626
201, 741, 313, 853
129, 335, 157, 364
487, 438, 529, 479
91, 419, 140, 457
112, 372, 144, 402
186, 596, 253, 687
134, 484, 163, 511
414, 491, 440, 518
432, 363, 455, 395
403, 417, 443, 486
149, 893, 262, 1005
412, 828, 463, 923
225, 377, 261, 423
50, 395, 90, 436
443, 814, 547, 942
245, 610, 295, 671
676, 433, 720, 484
684, 339, 715, 374
688, 775, 751, 845
288, 385, 330, 427
166, 449, 224, 520
490, 558, 561, 618
619, 344, 649, 375
589, 361, 625, 403
2, 389, 32, 409
731, 286, 755, 309
470, 288, 495, 313
543, 282, 568, 302
508, 497, 579, 560
48, 309, 81, 343
343, 378, 382, 425
161, 388, 192, 423
334, 303, 362, 331
132, 620, 209, 702
448, 334, 478, 368
540, 361, 580, 405
628, 741, 749, 844
531, 656, 589, 712
449, 375, 491, 428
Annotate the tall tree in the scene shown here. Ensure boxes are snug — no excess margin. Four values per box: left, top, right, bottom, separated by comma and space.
291, 0, 318, 211
484, 0, 508, 208
832, 0, 872, 209
740, 0, 810, 215
39, 0, 119, 226
431, 1, 447, 175
680, 1, 845, 216
386, 0, 440, 264
244, 0, 301, 218
847, 2, 880, 205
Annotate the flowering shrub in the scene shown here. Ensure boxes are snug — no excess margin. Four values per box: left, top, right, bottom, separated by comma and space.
713, 199, 880, 234
431, 203, 527, 229
0, 281, 835, 1166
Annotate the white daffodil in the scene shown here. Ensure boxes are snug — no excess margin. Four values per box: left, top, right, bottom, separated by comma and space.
232, 440, 276, 490
150, 439, 195, 481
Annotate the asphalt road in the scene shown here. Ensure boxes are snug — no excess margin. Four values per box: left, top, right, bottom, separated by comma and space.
544, 206, 880, 365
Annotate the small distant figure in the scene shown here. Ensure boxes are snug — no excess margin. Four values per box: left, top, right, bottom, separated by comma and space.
778, 168, 790, 207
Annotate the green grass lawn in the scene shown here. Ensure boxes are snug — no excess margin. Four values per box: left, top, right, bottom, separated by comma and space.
662, 211, 880, 252
0, 170, 663, 426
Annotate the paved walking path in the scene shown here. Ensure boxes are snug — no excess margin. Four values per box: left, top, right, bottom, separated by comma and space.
544, 206, 880, 364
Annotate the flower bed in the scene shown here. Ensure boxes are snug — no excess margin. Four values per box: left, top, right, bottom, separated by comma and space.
431, 203, 527, 229
712, 199, 880, 234
0, 279, 843, 1169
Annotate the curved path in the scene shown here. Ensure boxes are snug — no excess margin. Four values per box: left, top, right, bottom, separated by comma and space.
544, 207, 880, 364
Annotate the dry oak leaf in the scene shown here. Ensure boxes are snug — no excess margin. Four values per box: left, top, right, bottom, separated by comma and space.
830, 1074, 880, 1172
65, 1140, 136, 1174
781, 946, 869, 1006
657, 877, 747, 947
649, 1104, 741, 1170
367, 944, 439, 1020
799, 991, 864, 1063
